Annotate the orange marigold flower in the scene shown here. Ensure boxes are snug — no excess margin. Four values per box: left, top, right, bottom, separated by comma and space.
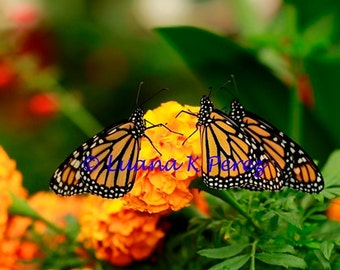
327, 197, 340, 222
0, 146, 37, 269
192, 189, 210, 216
0, 146, 27, 199
123, 101, 201, 214
78, 197, 165, 266
28, 191, 84, 237
26, 192, 87, 264
0, 216, 39, 269
0, 146, 27, 238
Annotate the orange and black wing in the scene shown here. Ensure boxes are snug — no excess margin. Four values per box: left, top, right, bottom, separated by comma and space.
197, 96, 283, 190
50, 107, 145, 199
229, 100, 324, 193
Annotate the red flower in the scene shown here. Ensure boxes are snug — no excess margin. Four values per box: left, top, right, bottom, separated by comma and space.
28, 93, 59, 116
7, 3, 41, 28
0, 60, 16, 92
296, 74, 315, 109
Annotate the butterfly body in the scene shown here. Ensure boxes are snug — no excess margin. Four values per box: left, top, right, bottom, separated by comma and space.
50, 107, 145, 199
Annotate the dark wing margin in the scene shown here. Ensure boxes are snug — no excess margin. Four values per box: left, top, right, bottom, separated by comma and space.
229, 100, 324, 193
49, 122, 141, 198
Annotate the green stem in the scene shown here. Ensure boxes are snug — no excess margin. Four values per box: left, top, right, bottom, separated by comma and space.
9, 192, 73, 239
250, 239, 258, 270
289, 58, 305, 143
38, 215, 67, 236
190, 179, 260, 230
288, 83, 302, 142
207, 189, 260, 230
15, 57, 103, 137
58, 91, 103, 137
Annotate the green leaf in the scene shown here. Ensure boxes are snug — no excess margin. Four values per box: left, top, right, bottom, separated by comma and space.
322, 150, 340, 185
314, 250, 332, 270
320, 241, 334, 260
209, 254, 250, 270
305, 242, 320, 249
8, 192, 43, 220
308, 214, 328, 221
302, 15, 334, 55
312, 193, 325, 203
155, 26, 289, 128
321, 150, 340, 198
198, 244, 248, 259
322, 188, 340, 199
8, 192, 72, 239
258, 243, 295, 254
261, 210, 277, 221
256, 253, 307, 269
313, 221, 340, 242
277, 211, 302, 228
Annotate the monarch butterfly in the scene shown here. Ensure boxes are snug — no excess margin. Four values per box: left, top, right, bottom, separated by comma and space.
178, 95, 278, 190
229, 100, 324, 193
50, 85, 167, 199
179, 95, 323, 194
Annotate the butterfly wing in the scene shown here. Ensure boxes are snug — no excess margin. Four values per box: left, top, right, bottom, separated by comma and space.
229, 100, 323, 193
288, 147, 323, 193
80, 122, 141, 198
50, 108, 145, 199
50, 144, 89, 197
198, 96, 281, 190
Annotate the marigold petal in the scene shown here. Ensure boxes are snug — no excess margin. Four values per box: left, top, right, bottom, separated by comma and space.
122, 101, 201, 213
0, 146, 37, 268
78, 197, 165, 266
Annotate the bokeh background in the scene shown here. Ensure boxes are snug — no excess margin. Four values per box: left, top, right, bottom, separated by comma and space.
0, 0, 339, 196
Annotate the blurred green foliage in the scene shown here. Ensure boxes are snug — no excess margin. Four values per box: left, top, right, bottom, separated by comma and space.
0, 1, 201, 192
0, 1, 339, 194
0, 1, 335, 194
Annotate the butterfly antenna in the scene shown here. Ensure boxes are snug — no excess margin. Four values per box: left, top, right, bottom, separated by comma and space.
220, 75, 238, 101
230, 74, 239, 98
141, 87, 168, 106
208, 86, 213, 98
136, 81, 144, 107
